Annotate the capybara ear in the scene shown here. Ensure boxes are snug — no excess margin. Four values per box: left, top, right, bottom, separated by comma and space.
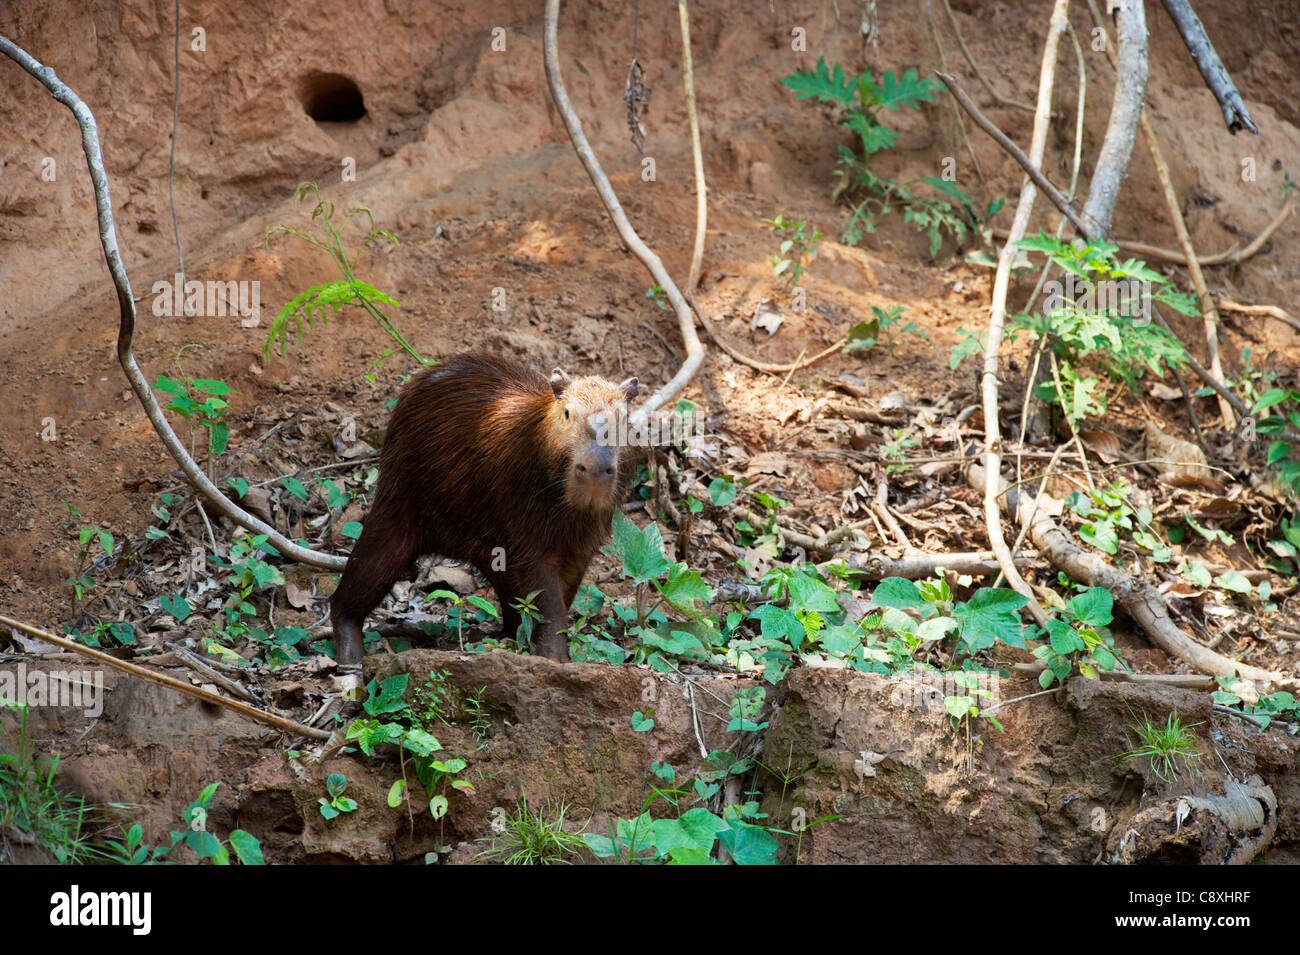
550, 368, 571, 398
618, 376, 639, 400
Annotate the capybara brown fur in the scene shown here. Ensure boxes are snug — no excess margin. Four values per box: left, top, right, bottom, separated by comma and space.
330, 353, 638, 665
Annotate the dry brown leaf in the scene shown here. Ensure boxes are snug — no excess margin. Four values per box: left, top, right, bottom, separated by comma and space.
1159, 580, 1204, 599
285, 579, 314, 609
1079, 430, 1121, 463
1149, 382, 1182, 401
746, 452, 793, 477
1144, 422, 1209, 479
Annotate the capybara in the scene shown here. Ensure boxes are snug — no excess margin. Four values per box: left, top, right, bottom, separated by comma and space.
330, 353, 638, 665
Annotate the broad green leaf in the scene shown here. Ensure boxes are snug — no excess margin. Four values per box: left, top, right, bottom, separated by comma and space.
1045, 619, 1083, 655
282, 477, 308, 501
748, 604, 806, 648
718, 821, 779, 865
952, 588, 1029, 651
1068, 588, 1114, 627
1252, 388, 1288, 414
659, 562, 714, 610
1214, 570, 1252, 594
160, 594, 191, 621
708, 477, 737, 506
787, 574, 842, 613
1184, 562, 1212, 587
228, 829, 264, 865
916, 616, 956, 643
606, 510, 671, 583
870, 577, 929, 614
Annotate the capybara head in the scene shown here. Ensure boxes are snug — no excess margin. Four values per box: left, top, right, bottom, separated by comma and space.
548, 367, 638, 512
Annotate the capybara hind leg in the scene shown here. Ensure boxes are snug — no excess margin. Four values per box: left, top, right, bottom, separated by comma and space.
483, 569, 521, 641
330, 513, 419, 664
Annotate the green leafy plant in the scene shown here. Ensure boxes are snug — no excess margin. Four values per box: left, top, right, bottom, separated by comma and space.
1031, 587, 1126, 687
1008, 233, 1194, 428
879, 429, 920, 477
318, 772, 358, 820
426, 589, 500, 652
644, 284, 669, 310
415, 669, 454, 728
1066, 482, 1171, 562
763, 214, 824, 286
511, 589, 546, 649
949, 326, 984, 371
1213, 680, 1299, 733
475, 798, 588, 865
346, 674, 476, 824
167, 782, 264, 864
782, 58, 1001, 256
65, 618, 137, 650
463, 687, 493, 750
102, 822, 171, 865
1249, 385, 1300, 496
1116, 710, 1202, 783
203, 533, 311, 667
152, 367, 236, 479
843, 305, 928, 355
263, 181, 422, 364
583, 712, 781, 865
60, 501, 114, 616
602, 511, 723, 672
1262, 517, 1300, 576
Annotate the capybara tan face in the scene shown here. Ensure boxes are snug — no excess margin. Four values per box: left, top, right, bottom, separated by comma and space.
547, 370, 637, 513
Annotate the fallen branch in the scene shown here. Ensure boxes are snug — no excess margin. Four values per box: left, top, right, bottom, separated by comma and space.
1211, 703, 1271, 729
873, 474, 911, 548
1018, 194, 1293, 268
1151, 305, 1300, 444
838, 551, 1035, 580
1019, 23, 1088, 443
738, 508, 869, 555
960, 0, 1071, 632
166, 641, 262, 704
543, 0, 704, 428
0, 613, 329, 740
965, 462, 1294, 689
1160, 0, 1258, 133
0, 37, 346, 572
997, 197, 1294, 268
829, 403, 906, 426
